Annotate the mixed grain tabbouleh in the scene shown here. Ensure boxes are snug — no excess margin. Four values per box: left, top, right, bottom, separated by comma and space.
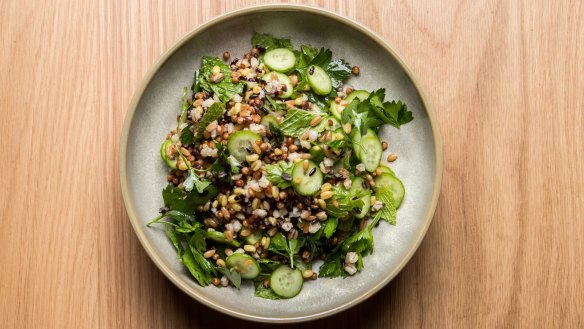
149, 33, 414, 299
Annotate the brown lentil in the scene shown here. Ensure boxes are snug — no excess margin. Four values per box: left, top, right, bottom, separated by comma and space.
352, 65, 360, 75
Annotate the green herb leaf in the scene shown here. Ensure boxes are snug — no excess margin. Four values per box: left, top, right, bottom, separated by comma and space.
318, 252, 345, 278
197, 56, 244, 102
183, 170, 211, 193
218, 267, 242, 289
164, 223, 183, 254
279, 109, 330, 137
180, 125, 195, 146
181, 246, 214, 286
323, 217, 339, 239
254, 279, 281, 300
195, 101, 225, 140
373, 185, 397, 225
325, 59, 352, 88
325, 186, 366, 219
162, 184, 219, 213
252, 32, 293, 50
264, 162, 293, 188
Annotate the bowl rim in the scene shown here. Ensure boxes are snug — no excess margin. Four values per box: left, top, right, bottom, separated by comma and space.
119, 3, 443, 323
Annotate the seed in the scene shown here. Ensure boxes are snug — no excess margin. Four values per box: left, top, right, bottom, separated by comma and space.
252, 114, 261, 123
310, 115, 322, 127
321, 183, 332, 192
316, 211, 327, 221
235, 179, 244, 187
212, 278, 221, 286
261, 237, 271, 249
271, 186, 279, 199
343, 123, 352, 134
227, 195, 238, 204
232, 77, 240, 83
225, 230, 233, 241
246, 154, 259, 163
216, 259, 226, 267
345, 87, 353, 94
302, 270, 314, 279
299, 153, 311, 160
279, 191, 288, 200
308, 168, 316, 176
225, 248, 234, 256
223, 51, 230, 60
260, 143, 269, 151
387, 153, 398, 162
317, 198, 326, 209
300, 210, 311, 219
244, 245, 256, 253
178, 161, 188, 171
381, 141, 388, 150
180, 147, 191, 157
240, 229, 251, 237
289, 144, 298, 152
231, 203, 242, 212
311, 273, 317, 280
375, 167, 383, 176
303, 160, 309, 171
262, 278, 270, 288
252, 198, 260, 210
267, 227, 278, 236
210, 72, 225, 83
251, 160, 262, 171
289, 74, 298, 85
351, 65, 360, 75
212, 65, 221, 75
320, 191, 333, 200
203, 249, 216, 258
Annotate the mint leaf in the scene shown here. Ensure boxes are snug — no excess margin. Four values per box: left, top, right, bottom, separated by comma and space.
195, 101, 224, 140
325, 59, 352, 88
180, 125, 195, 146
162, 184, 219, 213
373, 185, 397, 225
325, 186, 366, 219
181, 246, 214, 286
279, 109, 330, 137
197, 56, 243, 102
264, 162, 293, 188
252, 32, 293, 50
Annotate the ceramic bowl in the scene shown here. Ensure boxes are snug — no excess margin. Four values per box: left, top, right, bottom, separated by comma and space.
120, 4, 442, 323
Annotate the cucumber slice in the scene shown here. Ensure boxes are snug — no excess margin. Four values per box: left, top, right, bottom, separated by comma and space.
245, 231, 262, 245
350, 177, 371, 218
160, 140, 177, 169
270, 265, 303, 298
374, 173, 405, 208
264, 48, 296, 73
291, 160, 323, 196
329, 101, 344, 120
263, 72, 293, 98
260, 114, 279, 134
227, 130, 262, 162
205, 231, 241, 247
378, 164, 396, 176
345, 90, 370, 102
307, 65, 332, 95
353, 129, 382, 172
225, 253, 260, 279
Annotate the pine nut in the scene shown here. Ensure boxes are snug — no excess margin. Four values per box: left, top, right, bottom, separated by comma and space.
310, 115, 322, 127
387, 153, 398, 162
203, 250, 216, 258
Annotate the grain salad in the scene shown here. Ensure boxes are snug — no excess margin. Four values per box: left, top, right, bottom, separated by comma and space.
149, 33, 414, 299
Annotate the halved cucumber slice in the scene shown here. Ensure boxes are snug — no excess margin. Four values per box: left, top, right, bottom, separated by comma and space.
263, 72, 293, 98
291, 160, 323, 196
350, 177, 371, 218
377, 164, 396, 176
270, 265, 303, 298
260, 114, 279, 134
160, 140, 177, 169
329, 101, 344, 120
205, 231, 241, 247
264, 48, 296, 73
227, 130, 262, 162
374, 173, 405, 208
345, 90, 370, 102
352, 129, 382, 172
225, 253, 260, 279
307, 65, 332, 95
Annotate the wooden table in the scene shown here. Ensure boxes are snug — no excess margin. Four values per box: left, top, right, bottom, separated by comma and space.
1, 1, 582, 328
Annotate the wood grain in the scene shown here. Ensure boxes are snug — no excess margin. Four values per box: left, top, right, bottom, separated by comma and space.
1, 0, 583, 328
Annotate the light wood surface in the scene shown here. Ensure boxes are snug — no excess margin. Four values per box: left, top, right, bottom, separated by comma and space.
1, 0, 583, 328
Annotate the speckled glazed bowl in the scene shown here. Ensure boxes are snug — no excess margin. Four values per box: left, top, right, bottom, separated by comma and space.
120, 4, 442, 323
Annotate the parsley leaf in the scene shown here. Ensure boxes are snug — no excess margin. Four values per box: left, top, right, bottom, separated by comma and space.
180, 125, 195, 146
252, 32, 293, 50
323, 217, 339, 239
325, 186, 366, 219
162, 184, 219, 213
183, 170, 211, 193
195, 102, 225, 141
264, 162, 293, 188
319, 252, 344, 278
325, 59, 352, 88
279, 109, 330, 137
197, 56, 243, 102
254, 278, 281, 300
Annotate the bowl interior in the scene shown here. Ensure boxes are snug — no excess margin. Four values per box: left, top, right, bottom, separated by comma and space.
124, 7, 438, 322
